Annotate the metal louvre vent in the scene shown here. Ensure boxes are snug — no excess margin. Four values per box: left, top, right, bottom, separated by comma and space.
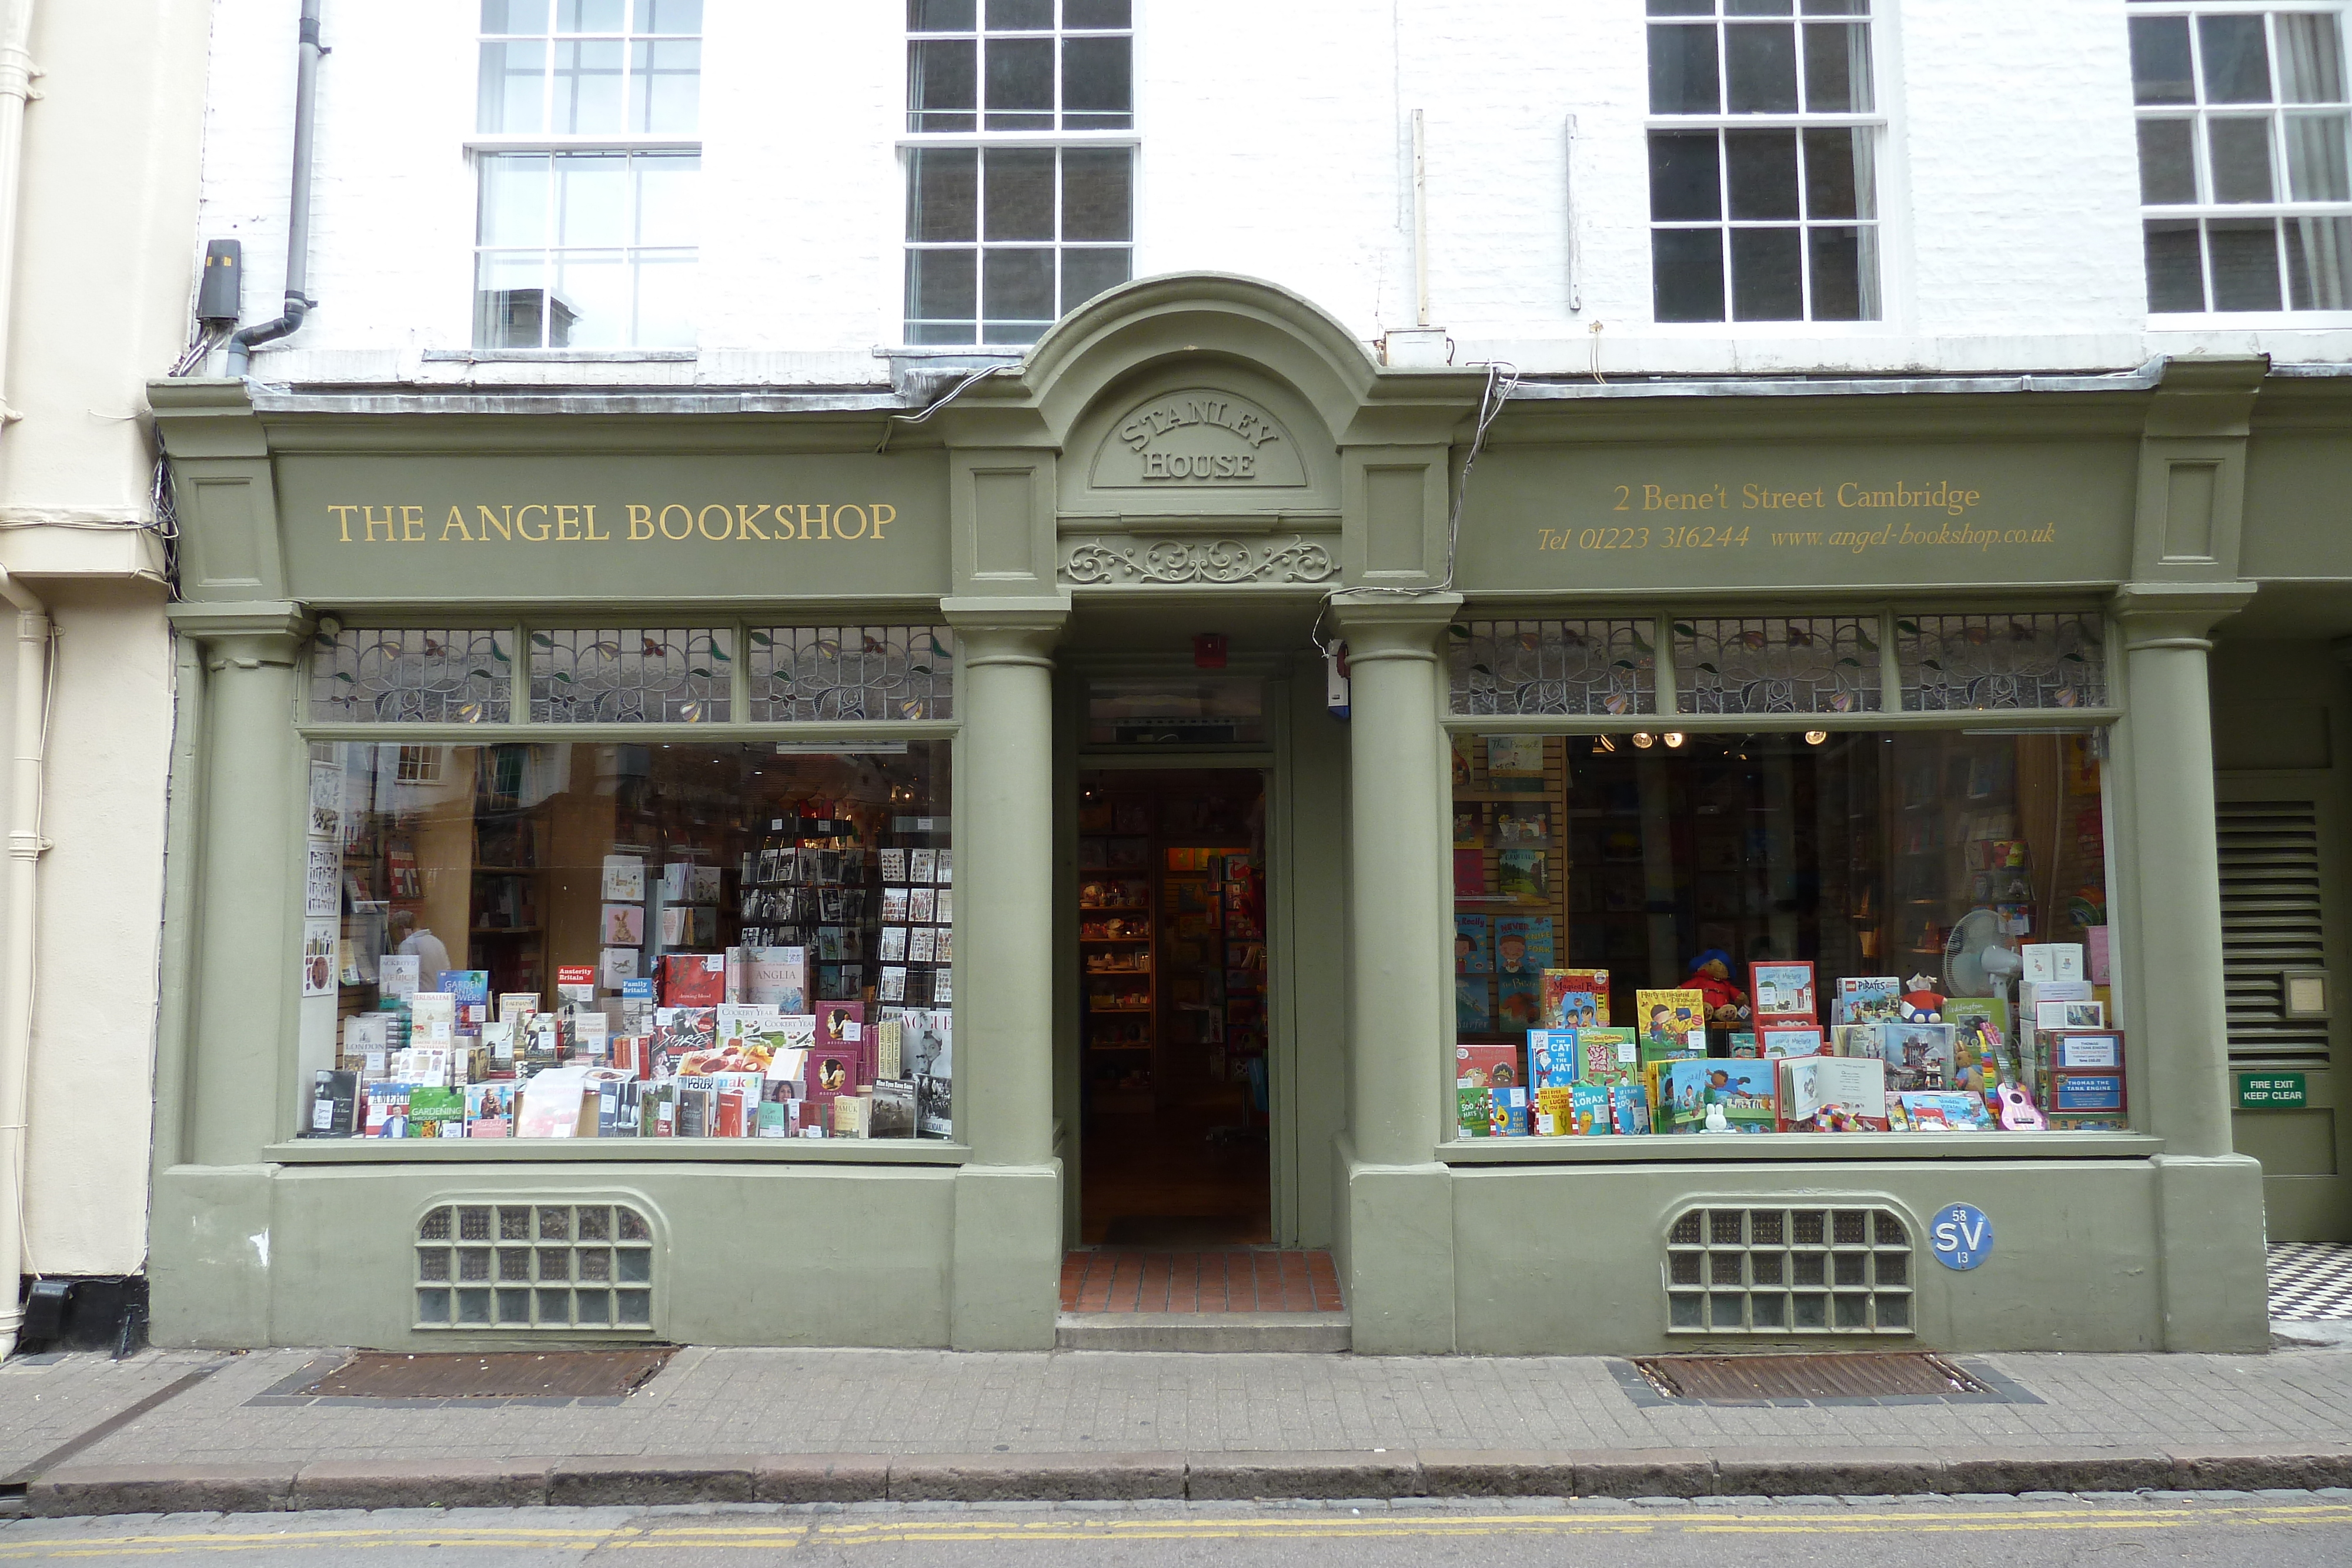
416, 1202, 656, 1334
1665, 1205, 1913, 1336
2218, 802, 2332, 1068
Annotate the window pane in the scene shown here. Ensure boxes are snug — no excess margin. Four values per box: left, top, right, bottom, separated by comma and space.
907, 148, 978, 242
985, 35, 1054, 127
631, 38, 700, 133
2285, 111, 2351, 200
2130, 16, 2193, 105
2278, 14, 2347, 103
1725, 22, 1799, 113
907, 249, 977, 329
1801, 21, 1870, 112
1648, 0, 1713, 15
1729, 0, 1793, 14
633, 153, 697, 245
475, 252, 552, 347
1064, 0, 1131, 26
1063, 247, 1130, 313
984, 147, 1055, 239
557, 0, 625, 29
553, 250, 629, 346
1808, 225, 1870, 319
2144, 219, 2207, 310
987, 0, 1052, 28
1649, 24, 1720, 114
483, 1, 551, 32
910, 0, 975, 29
1802, 126, 1870, 218
2199, 14, 2273, 104
2207, 116, 2276, 202
553, 153, 627, 247
553, 38, 626, 133
2287, 215, 2352, 307
479, 154, 550, 247
1063, 36, 1131, 123
1730, 227, 1804, 319
630, 252, 696, 347
1063, 146, 1133, 240
1726, 129, 1800, 218
2137, 118, 2199, 203
1653, 229, 1725, 321
1799, 0, 1866, 14
2209, 218, 2283, 309
908, 38, 976, 131
1649, 131, 1722, 220
636, 0, 700, 32
479, 40, 546, 133
983, 248, 1055, 327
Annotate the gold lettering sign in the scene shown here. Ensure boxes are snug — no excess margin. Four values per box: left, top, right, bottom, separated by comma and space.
327, 502, 900, 546
1089, 389, 1308, 489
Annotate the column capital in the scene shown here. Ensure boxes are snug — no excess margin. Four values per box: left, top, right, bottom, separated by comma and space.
166, 601, 312, 668
941, 596, 1068, 669
1328, 592, 1463, 661
2110, 581, 2257, 650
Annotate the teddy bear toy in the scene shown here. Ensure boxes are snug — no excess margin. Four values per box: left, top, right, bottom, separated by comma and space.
1685, 948, 1752, 1025
1899, 972, 1945, 1022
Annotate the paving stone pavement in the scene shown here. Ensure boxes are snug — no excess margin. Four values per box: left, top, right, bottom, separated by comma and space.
0, 1343, 2343, 1468
0, 1351, 225, 1472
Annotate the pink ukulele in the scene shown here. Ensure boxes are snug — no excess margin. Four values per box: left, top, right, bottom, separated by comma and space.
1996, 1078, 2046, 1132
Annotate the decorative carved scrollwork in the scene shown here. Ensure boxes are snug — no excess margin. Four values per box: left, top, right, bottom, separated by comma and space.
1060, 537, 1337, 586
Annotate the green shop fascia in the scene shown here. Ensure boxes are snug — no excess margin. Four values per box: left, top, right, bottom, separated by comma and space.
146, 276, 2327, 1354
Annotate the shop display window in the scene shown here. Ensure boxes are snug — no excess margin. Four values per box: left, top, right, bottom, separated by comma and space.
1449, 727, 2119, 1139
299, 739, 953, 1144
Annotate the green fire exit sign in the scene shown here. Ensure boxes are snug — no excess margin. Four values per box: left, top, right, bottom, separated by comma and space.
2237, 1072, 2308, 1109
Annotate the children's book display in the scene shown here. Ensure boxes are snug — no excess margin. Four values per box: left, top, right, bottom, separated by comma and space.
1451, 944, 2119, 1138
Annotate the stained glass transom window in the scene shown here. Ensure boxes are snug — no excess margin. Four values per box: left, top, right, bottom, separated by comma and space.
527, 627, 731, 723
1448, 620, 1658, 717
1673, 616, 1882, 714
747, 626, 955, 722
1896, 613, 2107, 711
309, 627, 513, 723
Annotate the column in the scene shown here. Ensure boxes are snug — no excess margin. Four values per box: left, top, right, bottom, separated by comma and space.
2113, 581, 2269, 1350
1329, 593, 1459, 1352
941, 599, 1067, 1349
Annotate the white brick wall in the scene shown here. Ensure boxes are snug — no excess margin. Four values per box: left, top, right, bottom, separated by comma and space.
197, 0, 2352, 385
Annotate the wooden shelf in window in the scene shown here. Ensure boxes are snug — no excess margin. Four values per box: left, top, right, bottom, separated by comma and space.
471, 925, 544, 935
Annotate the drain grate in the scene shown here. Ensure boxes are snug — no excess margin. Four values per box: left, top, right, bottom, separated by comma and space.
1633, 1351, 1989, 1402
293, 1349, 673, 1400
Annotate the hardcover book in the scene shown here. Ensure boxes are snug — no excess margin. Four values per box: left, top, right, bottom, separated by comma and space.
308, 1069, 358, 1136
870, 1077, 917, 1138
1454, 975, 1492, 1034
1492, 916, 1555, 975
1775, 1055, 1890, 1131
1876, 1021, 1957, 1091
1453, 848, 1487, 898
1456, 1085, 1492, 1139
1496, 970, 1541, 1031
1635, 989, 1708, 1060
1749, 961, 1818, 1023
1485, 735, 1548, 793
1455, 1042, 1522, 1088
1658, 1058, 1777, 1134
659, 951, 727, 1007
1454, 915, 1493, 975
1834, 975, 1904, 1024
1526, 1029, 1579, 1088
1575, 1027, 1640, 1086
1758, 1024, 1827, 1059
1543, 968, 1611, 1025
1496, 848, 1547, 902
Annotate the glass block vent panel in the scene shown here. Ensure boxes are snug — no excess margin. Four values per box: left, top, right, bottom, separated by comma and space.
528, 628, 731, 723
1663, 1204, 1913, 1336
1896, 613, 2106, 711
310, 628, 513, 724
747, 626, 954, 722
415, 1202, 655, 1332
1673, 617, 1880, 714
1448, 620, 1658, 716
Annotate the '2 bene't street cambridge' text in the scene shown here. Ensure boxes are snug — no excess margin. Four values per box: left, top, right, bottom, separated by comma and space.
1538, 477, 2060, 554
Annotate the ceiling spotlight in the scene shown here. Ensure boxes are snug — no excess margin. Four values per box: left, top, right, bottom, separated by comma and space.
1594, 736, 1618, 754
1632, 732, 1655, 749
1663, 732, 1686, 748
1805, 730, 1828, 745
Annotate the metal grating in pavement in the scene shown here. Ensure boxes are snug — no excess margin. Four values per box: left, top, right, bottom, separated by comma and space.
1060, 1249, 1343, 1314
292, 1350, 673, 1400
1633, 1352, 1990, 1402
2269, 1242, 2352, 1321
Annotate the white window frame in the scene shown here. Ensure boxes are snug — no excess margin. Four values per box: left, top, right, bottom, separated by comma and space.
1642, 1, 1890, 327
2130, 0, 2352, 320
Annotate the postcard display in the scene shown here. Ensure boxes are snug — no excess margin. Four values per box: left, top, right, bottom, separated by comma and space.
305, 745, 954, 1142
1079, 793, 1267, 1112
1451, 732, 2123, 1141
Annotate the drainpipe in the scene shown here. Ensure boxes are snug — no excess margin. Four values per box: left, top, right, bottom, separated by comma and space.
0, 1, 41, 426
225, 0, 322, 376
0, 568, 49, 1356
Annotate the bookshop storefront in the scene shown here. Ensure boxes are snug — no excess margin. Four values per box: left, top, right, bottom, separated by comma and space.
150, 276, 2279, 1353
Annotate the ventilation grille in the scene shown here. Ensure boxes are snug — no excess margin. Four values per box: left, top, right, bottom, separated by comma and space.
1665, 1205, 1913, 1336
2218, 801, 2333, 1068
415, 1202, 656, 1333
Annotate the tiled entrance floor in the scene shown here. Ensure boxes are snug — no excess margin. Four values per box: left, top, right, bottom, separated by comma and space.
1059, 1248, 1344, 1314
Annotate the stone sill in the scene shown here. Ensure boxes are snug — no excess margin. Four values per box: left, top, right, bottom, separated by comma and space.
266, 1139, 969, 1167
1438, 1132, 2163, 1164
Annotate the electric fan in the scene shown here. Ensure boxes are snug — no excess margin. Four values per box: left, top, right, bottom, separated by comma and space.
1943, 907, 2022, 998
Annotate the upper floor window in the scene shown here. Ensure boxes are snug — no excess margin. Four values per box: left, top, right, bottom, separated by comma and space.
1645, 0, 1882, 325
474, 2, 701, 348
903, 2, 1135, 346
2131, 4, 2352, 313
